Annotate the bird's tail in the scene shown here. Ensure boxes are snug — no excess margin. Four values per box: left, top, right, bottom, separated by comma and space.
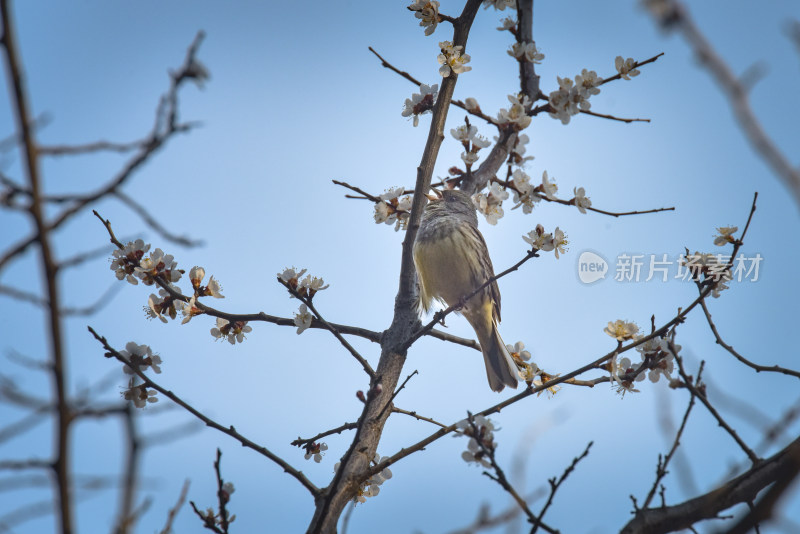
468, 309, 519, 392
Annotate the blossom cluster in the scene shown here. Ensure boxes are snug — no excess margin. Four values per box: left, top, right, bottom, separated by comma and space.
148, 266, 224, 324
522, 224, 568, 259
437, 40, 472, 78
456, 415, 496, 468
548, 69, 603, 125
334, 454, 393, 503
496, 94, 531, 130
109, 240, 228, 330
468, 166, 587, 225
119, 341, 162, 375
111, 240, 183, 286
679, 252, 732, 298
278, 267, 330, 335
278, 267, 330, 299
451, 123, 491, 169
471, 182, 509, 225
373, 186, 413, 231
401, 83, 438, 127
408, 0, 440, 36
118, 341, 162, 408
507, 341, 540, 384
210, 317, 253, 345
610, 332, 682, 396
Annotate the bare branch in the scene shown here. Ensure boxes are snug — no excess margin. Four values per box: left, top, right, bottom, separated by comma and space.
642, 362, 701, 509
674, 355, 759, 464
391, 406, 448, 428
291, 421, 359, 449
88, 326, 320, 497
531, 441, 593, 534
0, 31, 206, 277
278, 278, 376, 379
159, 480, 190, 534
699, 298, 800, 379
648, 1, 800, 206
621, 435, 800, 534
113, 190, 203, 247
579, 109, 651, 123
40, 138, 151, 156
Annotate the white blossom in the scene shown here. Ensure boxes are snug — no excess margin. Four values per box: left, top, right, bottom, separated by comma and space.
522, 224, 552, 250
541, 170, 558, 199
304, 442, 328, 463
615, 56, 640, 80
461, 151, 480, 165
604, 320, 639, 341
497, 16, 516, 31
573, 186, 592, 214
110, 239, 151, 285
408, 0, 440, 36
451, 124, 477, 142
294, 304, 313, 334
401, 83, 438, 127
437, 41, 472, 77
210, 317, 252, 344
497, 94, 532, 129
464, 97, 481, 112
508, 41, 544, 64
119, 342, 162, 375
122, 378, 158, 408
279, 267, 307, 285
713, 226, 738, 246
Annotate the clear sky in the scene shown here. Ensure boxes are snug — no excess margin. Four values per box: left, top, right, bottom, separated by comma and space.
1, 1, 798, 533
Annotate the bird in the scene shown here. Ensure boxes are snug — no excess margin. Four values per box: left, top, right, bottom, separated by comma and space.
413, 187, 519, 392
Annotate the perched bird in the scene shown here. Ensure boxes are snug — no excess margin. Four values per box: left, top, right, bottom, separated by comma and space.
413, 188, 519, 392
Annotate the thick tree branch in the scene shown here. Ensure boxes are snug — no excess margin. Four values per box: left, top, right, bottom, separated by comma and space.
620, 435, 800, 534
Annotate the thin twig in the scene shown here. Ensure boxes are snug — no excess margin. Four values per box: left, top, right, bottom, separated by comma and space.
652, 0, 800, 206
699, 299, 799, 379
279, 279, 376, 380
291, 421, 359, 449
88, 326, 320, 497
579, 109, 650, 123
113, 190, 203, 247
642, 362, 701, 509
531, 441, 593, 534
159, 480, 190, 534
391, 406, 448, 428
674, 353, 759, 464
378, 370, 418, 419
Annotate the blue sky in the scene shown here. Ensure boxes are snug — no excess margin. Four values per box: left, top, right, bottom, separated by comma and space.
1, 1, 799, 533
